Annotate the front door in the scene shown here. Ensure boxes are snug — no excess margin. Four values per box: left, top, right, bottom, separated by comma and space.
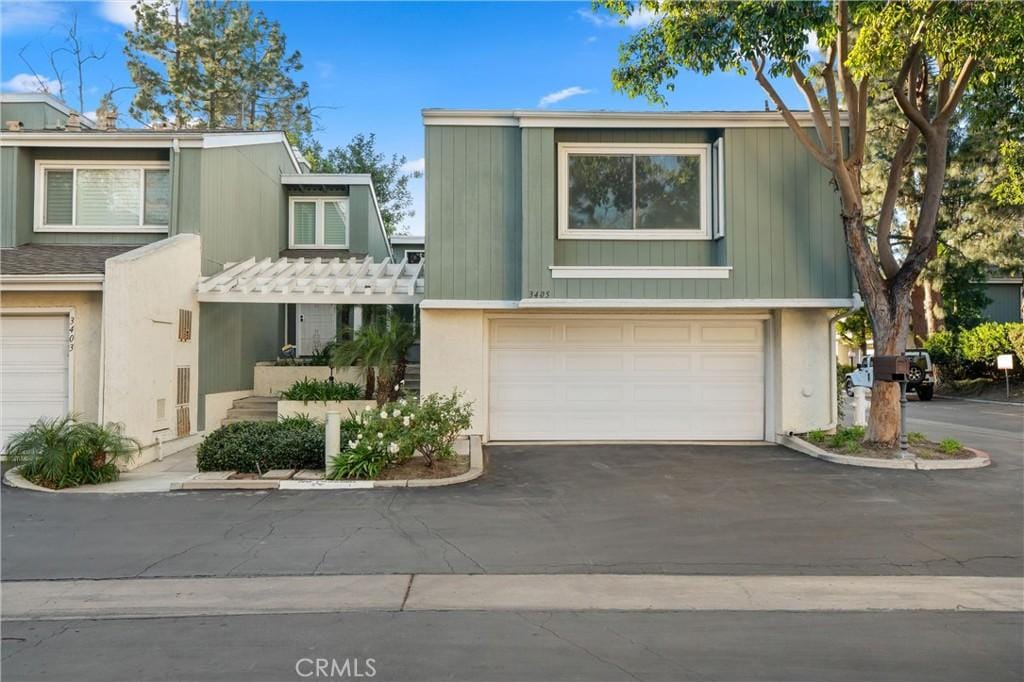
297, 304, 337, 357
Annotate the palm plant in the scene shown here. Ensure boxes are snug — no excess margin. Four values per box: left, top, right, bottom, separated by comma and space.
330, 313, 415, 405
6, 416, 140, 489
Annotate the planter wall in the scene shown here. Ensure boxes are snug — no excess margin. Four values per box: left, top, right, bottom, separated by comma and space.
254, 363, 364, 396
278, 400, 377, 421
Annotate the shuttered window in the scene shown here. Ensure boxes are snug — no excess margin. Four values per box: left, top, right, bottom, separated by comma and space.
37, 162, 171, 231
144, 169, 171, 225
292, 201, 316, 245
289, 196, 349, 248
44, 170, 73, 224
324, 200, 347, 246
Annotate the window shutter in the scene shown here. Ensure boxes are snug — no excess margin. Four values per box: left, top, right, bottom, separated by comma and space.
292, 201, 316, 245
144, 169, 171, 225
712, 137, 725, 239
44, 170, 74, 225
323, 200, 348, 246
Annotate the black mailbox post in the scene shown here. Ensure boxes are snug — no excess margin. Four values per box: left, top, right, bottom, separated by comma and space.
873, 355, 912, 455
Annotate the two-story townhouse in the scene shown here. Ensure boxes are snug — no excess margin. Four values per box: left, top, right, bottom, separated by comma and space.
419, 109, 855, 442
0, 94, 404, 462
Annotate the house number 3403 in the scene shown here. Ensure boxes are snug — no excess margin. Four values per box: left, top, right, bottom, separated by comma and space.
528, 290, 551, 298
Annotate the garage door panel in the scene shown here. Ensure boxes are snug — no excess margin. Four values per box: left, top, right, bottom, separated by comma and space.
489, 318, 765, 441
633, 323, 692, 344
1, 315, 69, 448
564, 323, 623, 344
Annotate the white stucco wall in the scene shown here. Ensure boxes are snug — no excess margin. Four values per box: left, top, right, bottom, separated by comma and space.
101, 234, 201, 467
421, 307, 836, 442
774, 308, 834, 436
420, 308, 487, 435
253, 364, 364, 396
0, 290, 103, 423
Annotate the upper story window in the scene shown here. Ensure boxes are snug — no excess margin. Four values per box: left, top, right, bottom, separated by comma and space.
289, 196, 348, 249
35, 161, 170, 233
558, 142, 722, 241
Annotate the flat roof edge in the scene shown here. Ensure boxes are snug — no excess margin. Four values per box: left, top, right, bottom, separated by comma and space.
422, 109, 849, 128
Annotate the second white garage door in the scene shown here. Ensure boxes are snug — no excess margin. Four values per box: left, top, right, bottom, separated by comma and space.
489, 317, 765, 441
1, 314, 70, 448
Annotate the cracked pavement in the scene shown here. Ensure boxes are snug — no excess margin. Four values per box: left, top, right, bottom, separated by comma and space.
3, 408, 1021, 581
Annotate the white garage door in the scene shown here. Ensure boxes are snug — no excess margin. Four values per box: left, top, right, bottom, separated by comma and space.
489, 317, 765, 441
1, 315, 70, 448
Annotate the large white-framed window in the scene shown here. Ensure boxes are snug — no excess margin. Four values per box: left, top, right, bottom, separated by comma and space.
34, 160, 171, 233
558, 142, 710, 240
288, 196, 349, 249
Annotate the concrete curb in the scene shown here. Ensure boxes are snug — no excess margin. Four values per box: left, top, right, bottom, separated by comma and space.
3, 436, 487, 494
779, 435, 991, 471
934, 395, 1024, 407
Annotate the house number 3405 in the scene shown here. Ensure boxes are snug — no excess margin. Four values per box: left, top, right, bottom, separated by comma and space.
528, 290, 551, 298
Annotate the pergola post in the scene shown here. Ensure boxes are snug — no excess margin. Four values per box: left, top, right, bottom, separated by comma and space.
352, 305, 364, 331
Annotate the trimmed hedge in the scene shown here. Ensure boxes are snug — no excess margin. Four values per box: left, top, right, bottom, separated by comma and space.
198, 419, 326, 473
923, 322, 1024, 380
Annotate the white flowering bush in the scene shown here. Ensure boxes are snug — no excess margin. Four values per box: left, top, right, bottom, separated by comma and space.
406, 392, 474, 468
327, 393, 473, 478
328, 402, 415, 479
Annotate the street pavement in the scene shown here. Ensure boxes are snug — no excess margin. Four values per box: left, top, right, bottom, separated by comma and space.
2, 398, 1021, 681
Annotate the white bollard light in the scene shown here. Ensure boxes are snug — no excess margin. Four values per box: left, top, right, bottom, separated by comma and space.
852, 387, 868, 427
325, 411, 341, 469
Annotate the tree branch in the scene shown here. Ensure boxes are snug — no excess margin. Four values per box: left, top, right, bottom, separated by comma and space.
788, 59, 834, 154
893, 45, 933, 137
936, 56, 976, 124
876, 123, 920, 278
751, 59, 832, 168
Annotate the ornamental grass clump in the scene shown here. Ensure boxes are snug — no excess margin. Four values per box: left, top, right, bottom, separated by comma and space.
280, 378, 362, 402
6, 416, 140, 489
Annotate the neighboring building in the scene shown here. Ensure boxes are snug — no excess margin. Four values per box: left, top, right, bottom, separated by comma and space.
982, 276, 1023, 323
419, 109, 854, 442
0, 94, 407, 461
390, 234, 425, 264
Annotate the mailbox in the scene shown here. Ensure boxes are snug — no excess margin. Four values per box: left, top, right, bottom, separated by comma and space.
874, 355, 909, 382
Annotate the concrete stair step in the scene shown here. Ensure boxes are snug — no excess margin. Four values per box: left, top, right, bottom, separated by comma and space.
233, 396, 280, 407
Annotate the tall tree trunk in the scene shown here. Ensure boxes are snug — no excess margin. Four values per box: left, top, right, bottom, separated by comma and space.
923, 278, 944, 336
911, 284, 927, 342
865, 289, 912, 445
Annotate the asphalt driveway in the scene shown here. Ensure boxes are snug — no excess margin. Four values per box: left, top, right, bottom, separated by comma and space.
3, 425, 1021, 580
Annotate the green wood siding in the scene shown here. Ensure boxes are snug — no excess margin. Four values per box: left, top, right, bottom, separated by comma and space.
983, 282, 1023, 323
425, 125, 521, 300
425, 122, 852, 301
0, 101, 72, 130
348, 185, 391, 259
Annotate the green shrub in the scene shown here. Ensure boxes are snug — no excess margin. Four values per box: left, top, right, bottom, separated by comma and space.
280, 378, 362, 402
805, 429, 827, 445
923, 330, 968, 381
329, 392, 475, 479
959, 322, 1013, 364
329, 401, 416, 479
829, 425, 865, 453
407, 392, 474, 468
906, 431, 927, 445
198, 420, 331, 472
6, 416, 139, 489
1007, 323, 1024, 366
939, 438, 963, 455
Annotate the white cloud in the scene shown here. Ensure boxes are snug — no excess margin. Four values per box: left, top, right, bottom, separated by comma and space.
2, 73, 62, 95
576, 6, 660, 29
400, 157, 425, 174
99, 0, 136, 27
98, 0, 180, 28
0, 2, 64, 34
315, 61, 335, 80
538, 86, 593, 108
806, 31, 824, 60
585, 35, 598, 44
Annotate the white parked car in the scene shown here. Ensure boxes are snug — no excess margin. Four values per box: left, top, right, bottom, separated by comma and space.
844, 350, 934, 401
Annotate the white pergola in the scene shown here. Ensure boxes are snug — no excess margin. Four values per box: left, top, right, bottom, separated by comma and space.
196, 255, 424, 305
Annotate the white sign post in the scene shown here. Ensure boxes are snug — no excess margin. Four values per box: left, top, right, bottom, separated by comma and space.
997, 354, 1014, 399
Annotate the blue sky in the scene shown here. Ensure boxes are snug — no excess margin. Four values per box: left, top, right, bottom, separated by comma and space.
1, 1, 808, 234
